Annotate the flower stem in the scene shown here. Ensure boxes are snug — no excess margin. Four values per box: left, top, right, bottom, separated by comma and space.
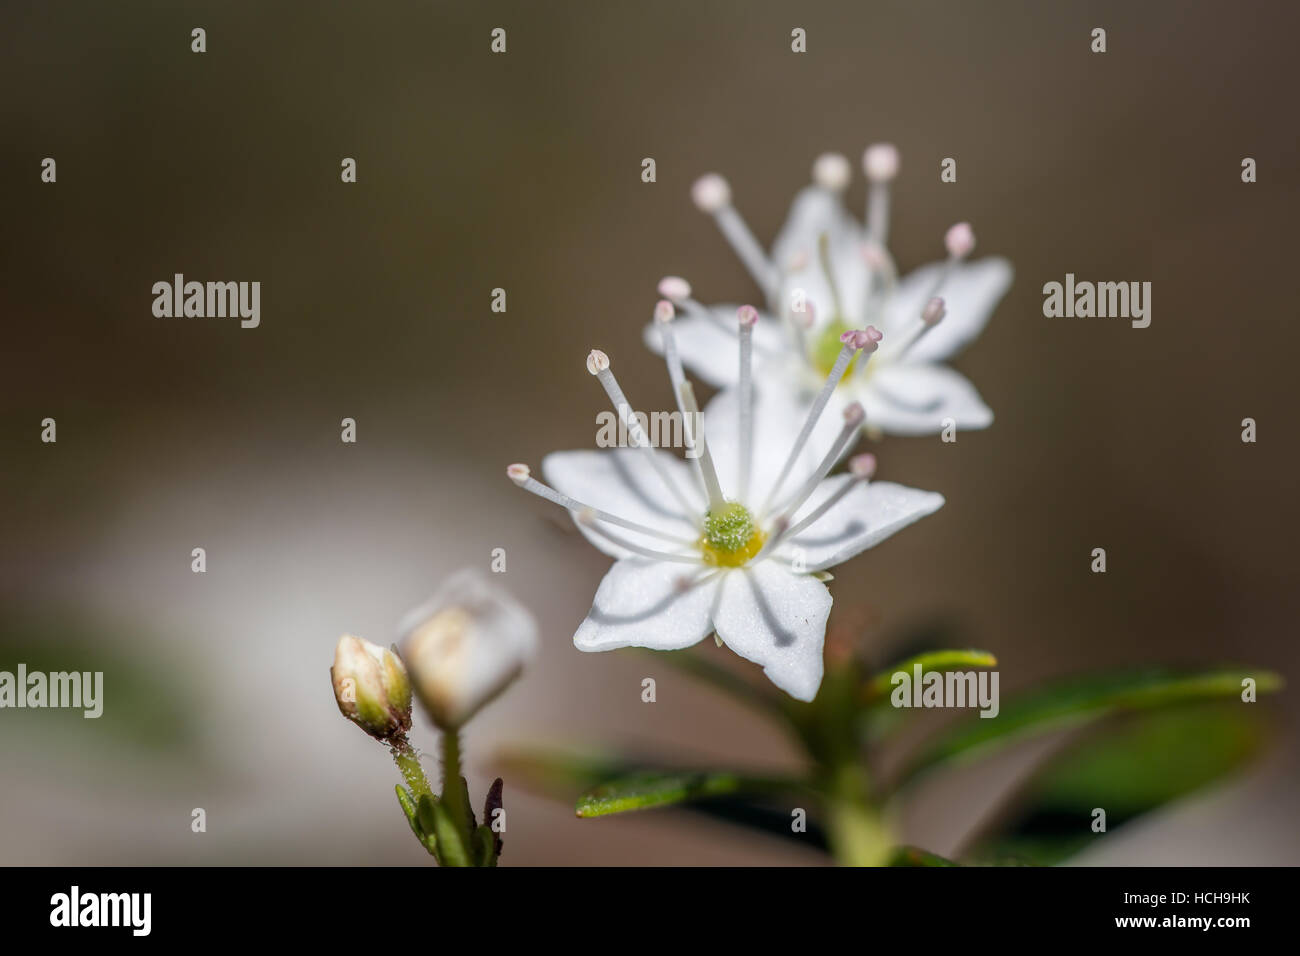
826, 764, 890, 867
390, 736, 431, 798
440, 728, 473, 844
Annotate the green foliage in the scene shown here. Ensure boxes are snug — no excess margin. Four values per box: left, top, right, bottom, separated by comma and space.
576, 770, 799, 817
963, 704, 1270, 865
897, 668, 1282, 787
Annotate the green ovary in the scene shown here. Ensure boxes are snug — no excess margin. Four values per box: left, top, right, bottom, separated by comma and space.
811, 318, 859, 381
699, 502, 766, 567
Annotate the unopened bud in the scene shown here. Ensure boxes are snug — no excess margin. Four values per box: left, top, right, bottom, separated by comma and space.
331, 634, 412, 742
400, 569, 538, 730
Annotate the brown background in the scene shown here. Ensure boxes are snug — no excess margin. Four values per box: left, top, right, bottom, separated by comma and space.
1, 0, 1297, 864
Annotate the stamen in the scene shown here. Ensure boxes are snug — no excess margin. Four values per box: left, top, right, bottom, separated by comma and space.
769, 402, 866, 518
945, 221, 976, 259
652, 300, 690, 413
657, 276, 692, 303
508, 465, 696, 544
858, 239, 899, 329
778, 453, 876, 545
888, 296, 946, 362
678, 380, 726, 510
666, 283, 743, 340
812, 152, 851, 192
692, 173, 778, 294
737, 305, 758, 500
575, 509, 701, 565
862, 143, 899, 247
651, 302, 710, 503
790, 299, 814, 362
817, 232, 845, 319
924, 222, 976, 301
748, 515, 790, 565
587, 350, 701, 518
761, 328, 877, 514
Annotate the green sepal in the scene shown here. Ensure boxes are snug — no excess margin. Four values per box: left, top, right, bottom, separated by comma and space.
395, 784, 421, 840
457, 774, 477, 833
471, 825, 498, 867
431, 799, 473, 867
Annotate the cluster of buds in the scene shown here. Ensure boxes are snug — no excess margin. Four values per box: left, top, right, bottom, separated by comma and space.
330, 568, 537, 866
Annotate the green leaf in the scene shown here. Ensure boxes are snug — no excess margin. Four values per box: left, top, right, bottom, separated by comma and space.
576, 771, 799, 818
888, 845, 959, 867
865, 649, 999, 701
498, 747, 829, 850
395, 785, 421, 838
431, 800, 473, 867
964, 703, 1270, 865
457, 774, 477, 832
416, 794, 439, 837
897, 667, 1282, 787
471, 825, 497, 867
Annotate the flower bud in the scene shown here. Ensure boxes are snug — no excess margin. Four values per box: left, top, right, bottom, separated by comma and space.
399, 569, 537, 730
331, 634, 412, 742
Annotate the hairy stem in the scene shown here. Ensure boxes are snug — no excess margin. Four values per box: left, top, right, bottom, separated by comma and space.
390, 736, 431, 798
440, 728, 473, 845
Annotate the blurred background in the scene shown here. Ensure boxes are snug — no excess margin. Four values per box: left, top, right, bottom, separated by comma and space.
1, 0, 1297, 864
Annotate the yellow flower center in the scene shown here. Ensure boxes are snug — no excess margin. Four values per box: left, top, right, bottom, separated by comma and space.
699, 501, 766, 567
811, 318, 860, 381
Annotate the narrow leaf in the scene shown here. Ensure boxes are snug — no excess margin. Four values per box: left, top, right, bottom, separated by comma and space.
416, 794, 439, 838
395, 784, 421, 839
964, 704, 1270, 865
499, 747, 827, 849
898, 667, 1282, 787
865, 649, 999, 701
576, 771, 798, 818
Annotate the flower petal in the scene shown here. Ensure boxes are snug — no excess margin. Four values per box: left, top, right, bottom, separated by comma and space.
712, 562, 831, 701
643, 306, 786, 389
858, 364, 993, 435
543, 449, 702, 559
703, 384, 846, 509
573, 558, 717, 652
883, 256, 1012, 363
771, 185, 864, 277
776, 477, 945, 572
773, 189, 869, 331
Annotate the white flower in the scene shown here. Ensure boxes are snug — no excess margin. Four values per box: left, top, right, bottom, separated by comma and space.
646, 145, 1013, 437
399, 569, 537, 729
331, 634, 412, 741
508, 318, 943, 701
